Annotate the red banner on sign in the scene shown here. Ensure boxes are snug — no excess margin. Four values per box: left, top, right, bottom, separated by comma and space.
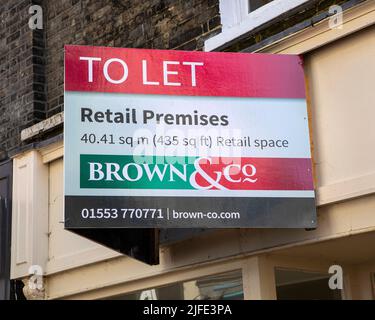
65, 45, 306, 98
195, 157, 314, 191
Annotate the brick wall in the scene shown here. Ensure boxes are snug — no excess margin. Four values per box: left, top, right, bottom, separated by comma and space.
0, 0, 221, 152
45, 0, 221, 117
0, 0, 46, 153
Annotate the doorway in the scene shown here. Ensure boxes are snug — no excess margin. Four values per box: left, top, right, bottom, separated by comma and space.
0, 160, 12, 300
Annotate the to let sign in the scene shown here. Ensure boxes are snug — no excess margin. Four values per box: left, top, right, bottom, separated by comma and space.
64, 45, 316, 229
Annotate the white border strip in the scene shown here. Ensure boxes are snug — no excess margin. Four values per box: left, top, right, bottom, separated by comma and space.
67, 189, 315, 198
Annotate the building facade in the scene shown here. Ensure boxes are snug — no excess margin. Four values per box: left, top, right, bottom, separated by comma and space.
1, 0, 375, 299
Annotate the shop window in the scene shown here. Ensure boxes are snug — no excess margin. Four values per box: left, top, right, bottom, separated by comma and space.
275, 268, 342, 300
106, 270, 243, 300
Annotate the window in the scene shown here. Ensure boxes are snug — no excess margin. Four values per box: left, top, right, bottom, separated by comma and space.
248, 0, 274, 13
105, 270, 243, 300
275, 268, 342, 300
205, 0, 310, 51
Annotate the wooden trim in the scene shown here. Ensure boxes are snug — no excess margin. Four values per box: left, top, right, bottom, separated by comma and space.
258, 0, 375, 206
316, 173, 375, 206
242, 256, 277, 300
52, 258, 245, 300
258, 0, 375, 54
39, 141, 63, 164
11, 151, 49, 279
46, 248, 120, 275
304, 71, 317, 189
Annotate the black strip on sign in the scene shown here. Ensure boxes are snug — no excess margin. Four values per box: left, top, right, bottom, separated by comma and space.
65, 196, 317, 229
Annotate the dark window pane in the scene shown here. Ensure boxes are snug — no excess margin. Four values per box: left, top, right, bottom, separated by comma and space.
275, 268, 342, 300
248, 0, 274, 13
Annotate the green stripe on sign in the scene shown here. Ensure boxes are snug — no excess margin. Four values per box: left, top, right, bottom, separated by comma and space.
80, 154, 197, 189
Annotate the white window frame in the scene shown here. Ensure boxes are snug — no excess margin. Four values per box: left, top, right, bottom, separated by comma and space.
205, 0, 311, 51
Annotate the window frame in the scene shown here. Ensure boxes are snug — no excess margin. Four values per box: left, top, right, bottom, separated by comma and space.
96, 261, 247, 300
205, 0, 310, 51
105, 269, 244, 300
